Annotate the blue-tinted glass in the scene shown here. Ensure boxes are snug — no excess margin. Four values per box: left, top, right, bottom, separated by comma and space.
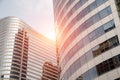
86, 50, 93, 62
92, 14, 100, 23
82, 7, 90, 17
85, 19, 93, 28
96, 0, 105, 6
99, 7, 110, 19
96, 26, 105, 37
75, 1, 82, 10
89, 67, 98, 79
103, 20, 114, 32
107, 5, 112, 14
89, 2, 97, 11
83, 71, 91, 80
89, 31, 97, 42
81, 0, 88, 4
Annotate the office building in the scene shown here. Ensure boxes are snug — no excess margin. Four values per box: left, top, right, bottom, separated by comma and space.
41, 62, 59, 80
0, 16, 57, 80
53, 0, 120, 80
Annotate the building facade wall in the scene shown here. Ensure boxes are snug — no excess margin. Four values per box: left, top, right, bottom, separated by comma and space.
53, 0, 120, 80
41, 62, 59, 80
0, 16, 57, 80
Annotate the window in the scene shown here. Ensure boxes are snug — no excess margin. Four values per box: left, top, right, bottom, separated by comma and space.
89, 2, 97, 11
89, 67, 98, 79
96, 26, 105, 37
103, 20, 115, 32
74, 58, 81, 72
96, 0, 107, 6
92, 45, 101, 57
96, 54, 120, 76
89, 31, 97, 42
83, 71, 91, 80
86, 50, 93, 62
99, 6, 111, 19
83, 36, 90, 46
80, 55, 87, 65
92, 14, 100, 23
92, 35, 119, 57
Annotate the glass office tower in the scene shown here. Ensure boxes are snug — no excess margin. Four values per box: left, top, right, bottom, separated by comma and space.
53, 0, 120, 80
0, 16, 56, 80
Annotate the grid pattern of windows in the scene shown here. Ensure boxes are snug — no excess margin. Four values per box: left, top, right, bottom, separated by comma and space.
60, 6, 112, 62
10, 29, 28, 80
62, 35, 119, 80
0, 17, 57, 80
76, 54, 120, 80
61, 20, 115, 69
57, 0, 88, 31
59, 0, 108, 39
41, 62, 59, 80
53, 0, 120, 80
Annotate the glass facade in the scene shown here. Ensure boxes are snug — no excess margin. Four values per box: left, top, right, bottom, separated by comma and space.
76, 53, 120, 80
62, 35, 119, 79
62, 20, 115, 68
53, 0, 120, 80
59, 0, 108, 39
0, 17, 57, 80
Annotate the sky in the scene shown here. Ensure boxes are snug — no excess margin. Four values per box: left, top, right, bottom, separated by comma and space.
0, 0, 55, 40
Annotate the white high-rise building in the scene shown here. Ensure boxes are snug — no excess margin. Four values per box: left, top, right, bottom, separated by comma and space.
53, 0, 120, 80
0, 16, 57, 80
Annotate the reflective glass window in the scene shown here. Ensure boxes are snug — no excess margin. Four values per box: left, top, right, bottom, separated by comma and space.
99, 6, 111, 19
86, 50, 93, 62
92, 14, 100, 23
92, 45, 101, 57
96, 0, 105, 6
103, 20, 115, 32
89, 2, 97, 11
96, 26, 105, 37
77, 39, 84, 50
83, 36, 90, 46
89, 31, 97, 42
89, 67, 98, 79
74, 58, 81, 71
80, 55, 87, 65
108, 35, 119, 48
83, 71, 91, 80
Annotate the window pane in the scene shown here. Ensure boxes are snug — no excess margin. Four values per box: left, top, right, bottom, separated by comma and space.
96, 26, 105, 37
99, 7, 110, 19
86, 50, 93, 62
96, 0, 104, 6
83, 36, 90, 46
103, 20, 115, 32
89, 2, 97, 11
80, 55, 87, 65
89, 67, 98, 79
92, 45, 101, 57
89, 31, 97, 42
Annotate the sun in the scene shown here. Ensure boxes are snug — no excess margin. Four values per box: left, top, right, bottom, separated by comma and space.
46, 32, 56, 41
